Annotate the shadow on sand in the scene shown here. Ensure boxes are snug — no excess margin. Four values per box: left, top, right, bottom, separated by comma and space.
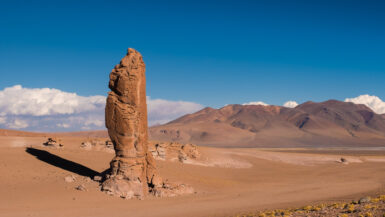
25, 147, 107, 178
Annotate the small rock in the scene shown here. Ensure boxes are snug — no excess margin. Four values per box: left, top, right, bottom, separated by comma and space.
93, 176, 102, 181
80, 141, 92, 150
152, 182, 194, 197
337, 157, 349, 164
359, 196, 371, 204
178, 151, 187, 163
81, 139, 114, 152
43, 137, 63, 148
105, 140, 114, 149
64, 175, 76, 183
75, 184, 87, 191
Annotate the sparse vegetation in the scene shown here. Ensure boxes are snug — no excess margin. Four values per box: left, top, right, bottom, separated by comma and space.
233, 195, 385, 217
346, 204, 355, 213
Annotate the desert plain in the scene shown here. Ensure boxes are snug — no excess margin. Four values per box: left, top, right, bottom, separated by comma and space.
1, 130, 385, 217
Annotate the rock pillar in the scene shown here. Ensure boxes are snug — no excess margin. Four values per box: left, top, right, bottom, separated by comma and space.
102, 48, 162, 199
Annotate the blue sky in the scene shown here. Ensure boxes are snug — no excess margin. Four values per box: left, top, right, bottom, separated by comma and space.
0, 0, 385, 131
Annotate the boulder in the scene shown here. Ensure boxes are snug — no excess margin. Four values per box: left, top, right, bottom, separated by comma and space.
43, 138, 63, 148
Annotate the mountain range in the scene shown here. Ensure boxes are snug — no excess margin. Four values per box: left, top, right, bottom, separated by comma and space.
149, 100, 385, 148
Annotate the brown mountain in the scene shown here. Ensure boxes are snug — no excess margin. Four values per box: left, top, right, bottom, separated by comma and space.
2, 100, 384, 148
149, 100, 385, 148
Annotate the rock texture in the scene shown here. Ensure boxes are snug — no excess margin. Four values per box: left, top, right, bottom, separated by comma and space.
102, 48, 192, 199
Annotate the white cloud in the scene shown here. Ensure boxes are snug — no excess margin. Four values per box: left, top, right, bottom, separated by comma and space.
345, 94, 385, 114
0, 116, 6, 125
283, 101, 298, 108
242, 101, 268, 106
0, 85, 105, 116
56, 123, 70, 128
0, 85, 203, 131
7, 119, 29, 129
84, 118, 104, 127
147, 97, 204, 125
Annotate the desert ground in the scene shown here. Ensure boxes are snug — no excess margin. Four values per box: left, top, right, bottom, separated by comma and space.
1, 133, 385, 217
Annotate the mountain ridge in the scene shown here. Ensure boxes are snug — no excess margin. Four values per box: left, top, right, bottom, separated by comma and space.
150, 100, 385, 148
1, 100, 384, 148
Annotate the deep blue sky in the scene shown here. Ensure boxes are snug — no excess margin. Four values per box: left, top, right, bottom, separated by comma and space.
1, 0, 384, 108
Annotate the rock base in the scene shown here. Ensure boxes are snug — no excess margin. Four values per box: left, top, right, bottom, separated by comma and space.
101, 176, 144, 199
101, 176, 194, 199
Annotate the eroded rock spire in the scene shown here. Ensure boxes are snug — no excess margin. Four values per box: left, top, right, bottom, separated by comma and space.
102, 48, 192, 199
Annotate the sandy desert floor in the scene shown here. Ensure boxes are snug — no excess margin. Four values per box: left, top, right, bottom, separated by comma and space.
1, 136, 385, 217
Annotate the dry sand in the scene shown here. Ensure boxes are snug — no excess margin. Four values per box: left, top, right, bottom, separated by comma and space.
1, 136, 385, 217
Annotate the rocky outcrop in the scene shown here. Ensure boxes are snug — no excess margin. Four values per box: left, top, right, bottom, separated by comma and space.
81, 139, 113, 152
101, 48, 193, 199
148, 141, 200, 163
43, 138, 63, 148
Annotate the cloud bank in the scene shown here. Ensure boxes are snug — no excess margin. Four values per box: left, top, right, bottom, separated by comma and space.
0, 85, 203, 131
345, 94, 385, 114
283, 101, 298, 108
147, 97, 204, 125
242, 101, 268, 106
0, 85, 106, 116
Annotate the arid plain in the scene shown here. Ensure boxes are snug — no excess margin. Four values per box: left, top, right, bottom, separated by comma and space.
1, 129, 385, 217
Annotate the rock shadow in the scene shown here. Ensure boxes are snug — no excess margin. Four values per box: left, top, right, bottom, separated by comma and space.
26, 147, 106, 178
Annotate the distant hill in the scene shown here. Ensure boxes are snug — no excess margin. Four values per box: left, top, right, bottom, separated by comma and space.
149, 100, 385, 148
2, 100, 385, 148
0, 129, 108, 138
0, 129, 46, 137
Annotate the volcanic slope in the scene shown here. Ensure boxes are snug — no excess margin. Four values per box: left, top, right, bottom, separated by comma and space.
149, 100, 385, 148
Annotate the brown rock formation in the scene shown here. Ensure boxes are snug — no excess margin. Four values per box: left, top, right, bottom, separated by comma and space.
148, 141, 201, 163
43, 137, 63, 148
102, 48, 192, 199
80, 139, 113, 152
